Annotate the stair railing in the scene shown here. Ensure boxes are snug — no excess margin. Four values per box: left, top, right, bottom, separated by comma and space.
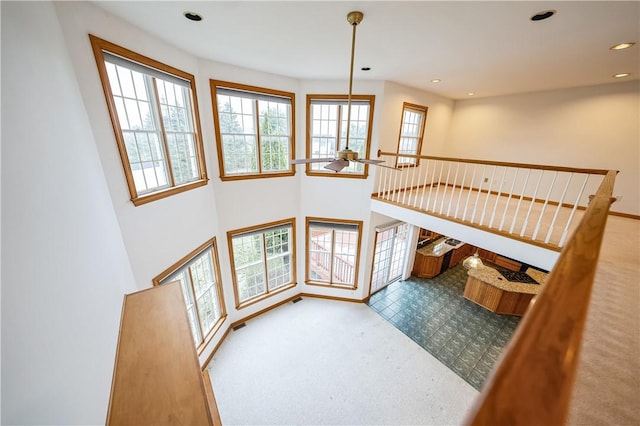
374, 151, 611, 250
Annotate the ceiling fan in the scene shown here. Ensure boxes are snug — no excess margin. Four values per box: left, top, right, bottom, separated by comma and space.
291, 11, 396, 172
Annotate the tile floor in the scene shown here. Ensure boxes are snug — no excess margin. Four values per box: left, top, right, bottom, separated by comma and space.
367, 264, 521, 390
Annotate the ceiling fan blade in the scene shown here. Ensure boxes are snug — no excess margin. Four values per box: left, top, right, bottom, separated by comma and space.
324, 159, 349, 172
355, 159, 385, 165
291, 158, 336, 164
352, 159, 401, 170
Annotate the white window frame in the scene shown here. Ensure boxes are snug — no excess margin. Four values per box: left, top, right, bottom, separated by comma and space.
211, 80, 295, 180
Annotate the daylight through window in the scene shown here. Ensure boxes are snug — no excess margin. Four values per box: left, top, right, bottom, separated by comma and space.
154, 238, 226, 352
396, 102, 428, 166
90, 35, 207, 205
306, 217, 363, 288
211, 81, 294, 180
228, 219, 296, 308
306, 95, 375, 177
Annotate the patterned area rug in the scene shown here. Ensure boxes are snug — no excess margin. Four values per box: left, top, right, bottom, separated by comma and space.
368, 264, 521, 390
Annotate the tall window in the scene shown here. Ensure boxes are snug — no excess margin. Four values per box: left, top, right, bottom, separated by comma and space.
370, 222, 410, 295
90, 35, 208, 206
306, 95, 375, 178
153, 238, 225, 352
396, 102, 428, 167
228, 219, 296, 308
306, 217, 363, 289
211, 80, 295, 180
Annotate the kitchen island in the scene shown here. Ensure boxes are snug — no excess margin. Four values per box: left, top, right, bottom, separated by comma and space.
464, 265, 547, 316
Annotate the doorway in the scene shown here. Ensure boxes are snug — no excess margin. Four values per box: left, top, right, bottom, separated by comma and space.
370, 222, 410, 295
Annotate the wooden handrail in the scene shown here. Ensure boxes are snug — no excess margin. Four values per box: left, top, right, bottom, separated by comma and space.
377, 150, 612, 176
464, 169, 617, 425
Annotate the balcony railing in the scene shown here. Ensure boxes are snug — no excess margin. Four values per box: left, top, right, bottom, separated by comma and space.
373, 151, 611, 250
373, 151, 618, 424
466, 169, 617, 425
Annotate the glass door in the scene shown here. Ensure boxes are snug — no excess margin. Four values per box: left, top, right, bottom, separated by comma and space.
370, 222, 410, 295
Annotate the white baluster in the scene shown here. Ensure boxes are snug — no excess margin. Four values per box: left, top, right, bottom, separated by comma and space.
440, 162, 452, 214
412, 161, 424, 208
510, 169, 531, 234
462, 165, 477, 221
432, 161, 444, 211
471, 165, 487, 224
489, 166, 508, 228
499, 168, 519, 231
559, 174, 590, 247
419, 160, 431, 210
545, 173, 573, 244
479, 165, 497, 226
455, 164, 468, 219
426, 160, 438, 212
447, 163, 460, 216
532, 171, 558, 240
520, 170, 544, 237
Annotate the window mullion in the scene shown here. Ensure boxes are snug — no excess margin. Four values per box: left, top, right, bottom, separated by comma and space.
254, 99, 263, 173
187, 266, 205, 344
261, 233, 269, 294
336, 105, 343, 152
329, 230, 336, 285
151, 78, 176, 187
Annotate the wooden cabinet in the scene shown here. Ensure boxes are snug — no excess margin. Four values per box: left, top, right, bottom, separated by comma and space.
477, 248, 496, 263
494, 255, 522, 272
412, 252, 443, 278
449, 243, 474, 268
463, 276, 534, 316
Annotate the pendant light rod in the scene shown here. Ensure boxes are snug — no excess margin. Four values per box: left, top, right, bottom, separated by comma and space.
344, 11, 363, 151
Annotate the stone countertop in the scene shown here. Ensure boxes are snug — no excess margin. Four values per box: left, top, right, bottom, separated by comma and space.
467, 264, 548, 294
416, 237, 465, 258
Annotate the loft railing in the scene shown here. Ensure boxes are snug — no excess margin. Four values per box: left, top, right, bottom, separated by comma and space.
373, 151, 611, 250
465, 169, 617, 425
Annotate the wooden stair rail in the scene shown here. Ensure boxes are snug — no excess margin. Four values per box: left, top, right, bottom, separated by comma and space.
376, 150, 611, 175
463, 169, 618, 425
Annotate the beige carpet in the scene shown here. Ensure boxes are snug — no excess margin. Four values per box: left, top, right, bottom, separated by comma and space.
207, 298, 478, 425
568, 216, 640, 425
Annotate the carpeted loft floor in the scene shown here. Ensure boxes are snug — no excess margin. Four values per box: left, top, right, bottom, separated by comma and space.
367, 264, 522, 390
208, 297, 478, 425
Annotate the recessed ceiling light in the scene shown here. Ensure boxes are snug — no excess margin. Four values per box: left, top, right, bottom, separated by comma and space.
610, 42, 635, 50
184, 11, 202, 21
530, 10, 556, 21
361, 67, 371, 71
431, 79, 441, 83
467, 92, 475, 96
613, 73, 630, 78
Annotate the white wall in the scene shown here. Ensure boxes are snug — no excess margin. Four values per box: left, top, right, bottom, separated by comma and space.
55, 1, 222, 291
446, 82, 640, 215
378, 81, 455, 156
1, 2, 137, 424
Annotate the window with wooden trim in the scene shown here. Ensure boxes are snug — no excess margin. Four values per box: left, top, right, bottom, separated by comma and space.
306, 217, 363, 289
306, 94, 375, 178
89, 35, 208, 206
228, 218, 296, 308
396, 102, 428, 167
211, 80, 295, 180
153, 238, 226, 352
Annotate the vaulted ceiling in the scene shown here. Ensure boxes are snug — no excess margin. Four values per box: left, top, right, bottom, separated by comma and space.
94, 1, 639, 99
